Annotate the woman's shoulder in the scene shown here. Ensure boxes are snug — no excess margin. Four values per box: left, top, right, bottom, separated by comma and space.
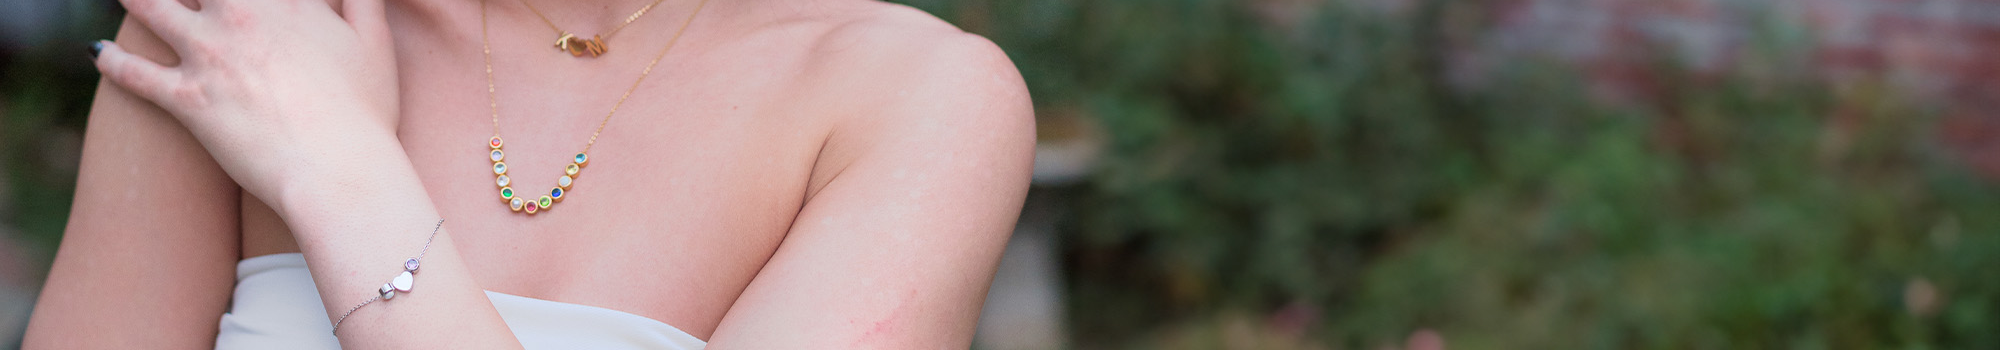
777, 1, 1027, 114
762, 1, 1035, 193
772, 0, 1032, 125
811, 1, 999, 54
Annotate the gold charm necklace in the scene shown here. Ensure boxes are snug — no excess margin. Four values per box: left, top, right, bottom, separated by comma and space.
518, 0, 670, 57
482, 0, 708, 214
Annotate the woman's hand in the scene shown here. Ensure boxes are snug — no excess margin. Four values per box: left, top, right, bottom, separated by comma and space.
87, 5, 525, 347
92, 0, 400, 209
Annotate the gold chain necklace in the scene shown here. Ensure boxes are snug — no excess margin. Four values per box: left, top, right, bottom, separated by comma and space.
519, 0, 669, 57
483, 0, 708, 215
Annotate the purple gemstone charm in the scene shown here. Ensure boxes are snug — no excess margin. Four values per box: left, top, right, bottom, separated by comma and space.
404, 258, 420, 271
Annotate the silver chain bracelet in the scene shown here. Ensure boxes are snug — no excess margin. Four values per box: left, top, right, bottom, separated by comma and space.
331, 219, 445, 334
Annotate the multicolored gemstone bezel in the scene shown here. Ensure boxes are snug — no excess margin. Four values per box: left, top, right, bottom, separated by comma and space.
488, 139, 587, 215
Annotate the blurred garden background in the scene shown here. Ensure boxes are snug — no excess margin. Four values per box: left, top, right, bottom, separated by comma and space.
7, 0, 2000, 348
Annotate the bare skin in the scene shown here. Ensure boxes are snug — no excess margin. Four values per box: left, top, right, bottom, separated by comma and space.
25, 0, 1033, 348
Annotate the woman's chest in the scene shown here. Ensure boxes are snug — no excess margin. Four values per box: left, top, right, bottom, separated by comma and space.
331, 42, 830, 334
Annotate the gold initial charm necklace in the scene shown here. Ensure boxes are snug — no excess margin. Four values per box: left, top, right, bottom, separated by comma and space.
482, 0, 709, 215
517, 0, 670, 57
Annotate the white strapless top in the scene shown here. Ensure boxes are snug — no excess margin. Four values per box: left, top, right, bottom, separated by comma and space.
215, 253, 706, 349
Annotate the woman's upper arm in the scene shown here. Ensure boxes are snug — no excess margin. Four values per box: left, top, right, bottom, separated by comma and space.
23, 14, 242, 349
705, 27, 1035, 348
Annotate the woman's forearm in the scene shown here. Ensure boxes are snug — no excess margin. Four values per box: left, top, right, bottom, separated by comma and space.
86, 0, 519, 345
274, 134, 522, 349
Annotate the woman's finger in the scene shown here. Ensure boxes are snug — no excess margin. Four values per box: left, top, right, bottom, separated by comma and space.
93, 41, 196, 114
116, 0, 201, 45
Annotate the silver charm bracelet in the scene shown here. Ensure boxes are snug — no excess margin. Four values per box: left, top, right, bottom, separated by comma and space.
331, 219, 445, 334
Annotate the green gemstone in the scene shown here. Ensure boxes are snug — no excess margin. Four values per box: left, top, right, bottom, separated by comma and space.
538, 196, 553, 208
501, 188, 514, 198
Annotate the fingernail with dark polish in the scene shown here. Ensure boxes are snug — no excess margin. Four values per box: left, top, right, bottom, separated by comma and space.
88, 41, 104, 59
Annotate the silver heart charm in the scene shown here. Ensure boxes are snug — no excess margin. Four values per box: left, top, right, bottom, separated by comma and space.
392, 271, 415, 292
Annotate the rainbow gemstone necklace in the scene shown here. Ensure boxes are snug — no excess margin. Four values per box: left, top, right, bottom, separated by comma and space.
480, 0, 707, 215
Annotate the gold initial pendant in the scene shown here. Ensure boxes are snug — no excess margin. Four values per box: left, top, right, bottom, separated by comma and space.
554, 32, 608, 57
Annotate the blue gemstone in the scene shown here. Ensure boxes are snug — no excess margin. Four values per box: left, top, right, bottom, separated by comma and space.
551, 188, 564, 198
574, 153, 588, 164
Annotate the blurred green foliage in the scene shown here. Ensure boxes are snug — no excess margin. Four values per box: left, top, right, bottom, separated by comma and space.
3, 1, 116, 262
896, 0, 2000, 348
